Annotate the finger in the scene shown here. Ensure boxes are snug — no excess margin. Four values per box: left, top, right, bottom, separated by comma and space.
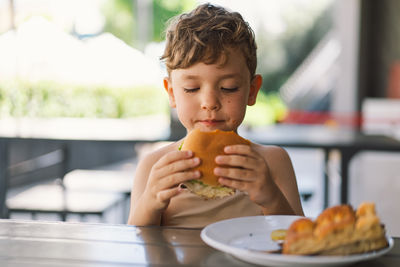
157, 157, 200, 179
215, 154, 257, 169
224, 144, 253, 155
154, 150, 194, 169
214, 166, 254, 181
156, 187, 181, 203
158, 170, 201, 190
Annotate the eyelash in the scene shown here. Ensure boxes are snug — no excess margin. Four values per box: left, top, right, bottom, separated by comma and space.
183, 88, 199, 93
183, 87, 239, 93
222, 87, 239, 92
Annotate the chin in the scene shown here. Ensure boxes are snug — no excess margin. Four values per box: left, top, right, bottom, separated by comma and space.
195, 124, 234, 132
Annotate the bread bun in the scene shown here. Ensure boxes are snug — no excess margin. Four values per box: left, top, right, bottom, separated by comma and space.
180, 129, 250, 199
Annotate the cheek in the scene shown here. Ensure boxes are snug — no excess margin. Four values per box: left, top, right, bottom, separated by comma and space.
227, 94, 247, 107
175, 94, 189, 105
225, 98, 246, 115
175, 96, 195, 114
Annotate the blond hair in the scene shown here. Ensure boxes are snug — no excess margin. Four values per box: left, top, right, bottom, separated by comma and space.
161, 3, 257, 78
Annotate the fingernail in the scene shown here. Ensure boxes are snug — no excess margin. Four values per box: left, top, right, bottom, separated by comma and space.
186, 150, 193, 157
193, 157, 200, 164
215, 156, 222, 163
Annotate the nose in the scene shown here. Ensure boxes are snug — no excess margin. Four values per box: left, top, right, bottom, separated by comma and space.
200, 89, 221, 111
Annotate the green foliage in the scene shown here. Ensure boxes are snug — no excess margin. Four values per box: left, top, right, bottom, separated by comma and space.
101, 0, 195, 46
0, 80, 169, 118
153, 0, 196, 41
244, 91, 287, 126
0, 79, 286, 127
101, 0, 136, 46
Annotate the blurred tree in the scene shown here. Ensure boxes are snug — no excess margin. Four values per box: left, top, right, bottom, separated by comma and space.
153, 0, 196, 41
101, 0, 136, 46
101, 0, 195, 47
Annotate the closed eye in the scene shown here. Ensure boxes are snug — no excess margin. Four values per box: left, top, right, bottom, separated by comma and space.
221, 87, 239, 92
184, 88, 199, 93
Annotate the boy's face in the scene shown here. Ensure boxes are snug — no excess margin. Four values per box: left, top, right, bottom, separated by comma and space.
164, 48, 262, 133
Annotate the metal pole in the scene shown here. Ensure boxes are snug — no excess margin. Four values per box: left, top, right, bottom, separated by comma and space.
0, 140, 9, 218
135, 0, 153, 51
9, 0, 15, 30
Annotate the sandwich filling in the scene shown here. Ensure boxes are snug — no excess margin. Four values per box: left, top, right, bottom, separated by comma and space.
183, 179, 235, 199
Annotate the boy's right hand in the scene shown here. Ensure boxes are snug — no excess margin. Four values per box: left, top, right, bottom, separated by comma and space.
142, 150, 201, 212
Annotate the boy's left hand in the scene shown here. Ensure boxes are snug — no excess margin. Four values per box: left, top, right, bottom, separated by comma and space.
214, 144, 278, 206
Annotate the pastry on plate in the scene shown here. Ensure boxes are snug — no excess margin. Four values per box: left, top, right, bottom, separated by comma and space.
282, 202, 388, 255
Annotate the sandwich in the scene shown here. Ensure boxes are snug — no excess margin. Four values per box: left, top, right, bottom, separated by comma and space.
281, 202, 389, 255
180, 129, 251, 199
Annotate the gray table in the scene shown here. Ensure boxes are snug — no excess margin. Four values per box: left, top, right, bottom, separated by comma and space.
0, 117, 170, 219
0, 219, 398, 266
2, 124, 400, 218
0, 137, 163, 219
243, 125, 400, 207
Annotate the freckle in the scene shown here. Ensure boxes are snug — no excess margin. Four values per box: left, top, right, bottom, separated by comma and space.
227, 100, 231, 103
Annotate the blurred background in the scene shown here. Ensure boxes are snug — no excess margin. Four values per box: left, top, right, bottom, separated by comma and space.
1, 0, 400, 234
0, 0, 334, 126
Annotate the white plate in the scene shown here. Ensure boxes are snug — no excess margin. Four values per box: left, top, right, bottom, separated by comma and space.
201, 215, 394, 267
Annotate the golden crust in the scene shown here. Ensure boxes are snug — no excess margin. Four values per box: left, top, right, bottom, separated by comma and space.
283, 218, 318, 255
287, 218, 315, 236
356, 202, 376, 218
282, 202, 388, 255
314, 204, 356, 238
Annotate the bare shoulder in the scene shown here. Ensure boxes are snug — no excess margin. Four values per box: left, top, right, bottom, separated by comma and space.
131, 140, 183, 199
251, 142, 304, 215
251, 142, 294, 182
136, 140, 182, 171
251, 143, 291, 164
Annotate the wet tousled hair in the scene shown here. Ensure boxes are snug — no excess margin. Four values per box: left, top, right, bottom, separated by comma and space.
161, 3, 257, 78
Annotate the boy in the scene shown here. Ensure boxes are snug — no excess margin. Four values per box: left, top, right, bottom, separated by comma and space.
128, 3, 304, 227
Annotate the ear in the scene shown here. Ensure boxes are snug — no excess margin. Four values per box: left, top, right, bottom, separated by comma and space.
163, 77, 176, 108
247, 74, 262, 106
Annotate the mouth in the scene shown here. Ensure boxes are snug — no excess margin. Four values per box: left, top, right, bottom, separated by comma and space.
197, 119, 225, 127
